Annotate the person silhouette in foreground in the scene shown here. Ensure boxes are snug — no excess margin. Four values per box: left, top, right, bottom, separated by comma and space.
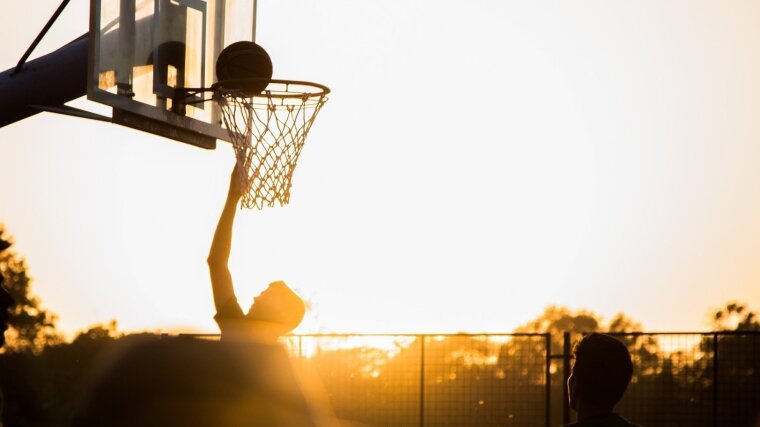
564, 333, 642, 427
207, 164, 306, 343
70, 334, 325, 427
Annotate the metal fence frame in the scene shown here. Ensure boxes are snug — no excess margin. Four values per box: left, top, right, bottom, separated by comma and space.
179, 331, 760, 427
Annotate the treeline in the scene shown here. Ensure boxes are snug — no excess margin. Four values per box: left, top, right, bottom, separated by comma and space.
2, 312, 758, 427
0, 322, 126, 426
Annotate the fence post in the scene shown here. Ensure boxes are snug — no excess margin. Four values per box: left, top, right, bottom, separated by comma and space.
563, 332, 571, 425
545, 333, 551, 427
420, 335, 425, 427
712, 332, 718, 427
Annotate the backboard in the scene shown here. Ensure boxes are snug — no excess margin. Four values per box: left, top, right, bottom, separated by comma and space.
88, 0, 256, 149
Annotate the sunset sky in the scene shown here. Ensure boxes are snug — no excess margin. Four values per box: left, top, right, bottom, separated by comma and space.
2, 0, 760, 338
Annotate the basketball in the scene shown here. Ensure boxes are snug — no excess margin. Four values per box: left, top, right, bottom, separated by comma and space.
216, 41, 273, 96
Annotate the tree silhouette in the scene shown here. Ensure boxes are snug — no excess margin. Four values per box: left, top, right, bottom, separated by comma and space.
0, 226, 61, 352
0, 321, 123, 426
710, 302, 760, 332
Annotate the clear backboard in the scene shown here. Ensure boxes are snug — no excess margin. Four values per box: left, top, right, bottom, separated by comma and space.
88, 0, 256, 149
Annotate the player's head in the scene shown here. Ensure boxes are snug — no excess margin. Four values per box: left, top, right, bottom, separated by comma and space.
567, 333, 633, 412
247, 281, 305, 335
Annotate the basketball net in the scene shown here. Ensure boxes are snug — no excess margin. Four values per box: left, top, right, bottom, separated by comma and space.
214, 81, 328, 209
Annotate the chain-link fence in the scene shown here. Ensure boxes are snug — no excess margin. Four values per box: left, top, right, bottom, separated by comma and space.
281, 334, 551, 427
176, 331, 760, 427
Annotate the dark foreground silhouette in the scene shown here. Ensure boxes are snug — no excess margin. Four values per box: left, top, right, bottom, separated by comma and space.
70, 336, 332, 427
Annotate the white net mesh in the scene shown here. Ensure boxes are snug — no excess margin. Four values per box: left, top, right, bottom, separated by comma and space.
214, 81, 328, 209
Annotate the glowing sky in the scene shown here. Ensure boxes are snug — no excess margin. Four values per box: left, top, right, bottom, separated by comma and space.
2, 0, 760, 338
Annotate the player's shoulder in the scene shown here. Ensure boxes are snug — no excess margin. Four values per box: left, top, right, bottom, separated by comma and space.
214, 297, 245, 320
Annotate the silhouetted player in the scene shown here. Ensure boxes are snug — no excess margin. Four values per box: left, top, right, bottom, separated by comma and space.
208, 165, 306, 342
564, 333, 643, 427
70, 167, 324, 427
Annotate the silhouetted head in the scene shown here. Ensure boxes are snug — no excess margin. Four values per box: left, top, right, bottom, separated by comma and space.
247, 281, 305, 335
567, 333, 633, 412
0, 238, 15, 348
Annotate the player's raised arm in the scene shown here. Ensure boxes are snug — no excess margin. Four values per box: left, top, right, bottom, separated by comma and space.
207, 165, 243, 313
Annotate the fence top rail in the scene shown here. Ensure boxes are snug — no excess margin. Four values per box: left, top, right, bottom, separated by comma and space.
292, 332, 551, 338
580, 331, 760, 336
176, 332, 552, 339
174, 331, 760, 340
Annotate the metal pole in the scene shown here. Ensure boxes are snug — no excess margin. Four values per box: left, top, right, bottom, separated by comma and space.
0, 34, 89, 128
252, 0, 258, 42
563, 332, 571, 425
545, 333, 551, 427
419, 335, 425, 427
713, 333, 718, 427
13, 0, 72, 75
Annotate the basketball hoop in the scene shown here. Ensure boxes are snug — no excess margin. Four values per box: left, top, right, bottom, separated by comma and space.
210, 79, 329, 209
